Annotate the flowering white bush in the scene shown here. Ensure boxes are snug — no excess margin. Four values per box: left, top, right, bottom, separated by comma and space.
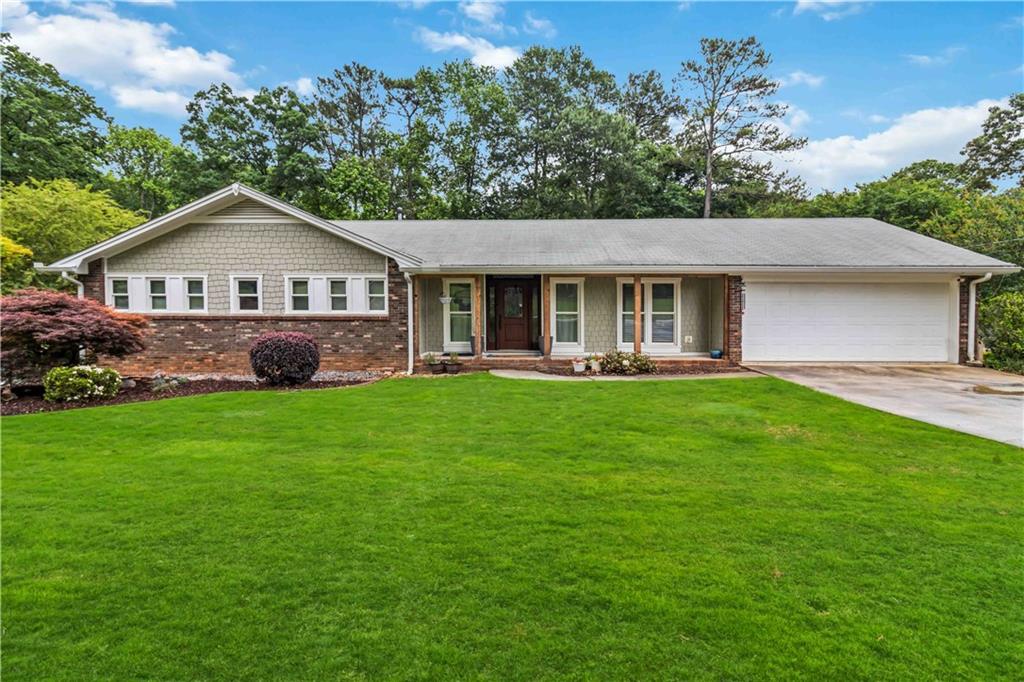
43, 365, 121, 402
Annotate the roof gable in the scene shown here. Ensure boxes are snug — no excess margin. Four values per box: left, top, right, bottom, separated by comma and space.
42, 184, 420, 273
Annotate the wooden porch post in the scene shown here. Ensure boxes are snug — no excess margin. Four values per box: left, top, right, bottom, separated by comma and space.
412, 275, 421, 361
721, 276, 729, 358
474, 274, 483, 358
633, 274, 642, 354
542, 275, 552, 357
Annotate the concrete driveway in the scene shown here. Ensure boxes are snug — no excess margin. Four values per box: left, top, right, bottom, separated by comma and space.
747, 364, 1023, 447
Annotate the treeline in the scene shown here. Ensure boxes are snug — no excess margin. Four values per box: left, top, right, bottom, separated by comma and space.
0, 33, 1021, 294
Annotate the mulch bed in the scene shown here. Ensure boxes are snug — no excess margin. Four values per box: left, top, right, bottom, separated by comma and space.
535, 365, 747, 377
1, 377, 375, 416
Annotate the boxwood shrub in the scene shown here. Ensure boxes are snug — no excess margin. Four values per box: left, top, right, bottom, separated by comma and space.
43, 365, 121, 402
980, 292, 1024, 374
249, 331, 320, 385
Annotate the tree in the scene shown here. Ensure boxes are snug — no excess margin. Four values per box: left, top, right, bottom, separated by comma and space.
0, 288, 148, 381
251, 86, 325, 212
322, 156, 391, 219
313, 63, 386, 165
0, 34, 107, 184
0, 236, 34, 294
102, 125, 178, 217
619, 70, 676, 144
961, 93, 1024, 189
1, 179, 144, 266
673, 36, 806, 217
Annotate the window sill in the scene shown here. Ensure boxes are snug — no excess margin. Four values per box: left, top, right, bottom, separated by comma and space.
138, 313, 392, 321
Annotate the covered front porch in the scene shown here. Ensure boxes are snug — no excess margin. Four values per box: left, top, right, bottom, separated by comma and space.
414, 273, 737, 369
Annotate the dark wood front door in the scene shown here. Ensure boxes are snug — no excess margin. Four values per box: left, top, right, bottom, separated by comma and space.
495, 280, 533, 350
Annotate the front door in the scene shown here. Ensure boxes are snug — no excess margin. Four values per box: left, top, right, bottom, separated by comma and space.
495, 280, 533, 350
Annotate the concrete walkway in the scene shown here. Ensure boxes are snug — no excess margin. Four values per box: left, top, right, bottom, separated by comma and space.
489, 369, 758, 382
749, 364, 1023, 448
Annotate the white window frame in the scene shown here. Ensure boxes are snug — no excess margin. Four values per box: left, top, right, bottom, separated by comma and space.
328, 278, 349, 313
230, 274, 263, 314
616, 277, 681, 354
146, 277, 169, 312
109, 277, 131, 311
443, 277, 475, 353
282, 274, 387, 315
549, 277, 585, 356
105, 274, 208, 314
184, 277, 208, 313
366, 278, 387, 313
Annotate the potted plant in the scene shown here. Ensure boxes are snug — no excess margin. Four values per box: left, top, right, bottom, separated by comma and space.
571, 357, 587, 373
587, 353, 603, 373
424, 352, 445, 374
710, 349, 723, 359
444, 351, 463, 374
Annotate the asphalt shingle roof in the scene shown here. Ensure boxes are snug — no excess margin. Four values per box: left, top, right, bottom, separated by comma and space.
333, 217, 1016, 271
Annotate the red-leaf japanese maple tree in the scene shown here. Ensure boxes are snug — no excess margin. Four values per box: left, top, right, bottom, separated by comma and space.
1, 288, 148, 381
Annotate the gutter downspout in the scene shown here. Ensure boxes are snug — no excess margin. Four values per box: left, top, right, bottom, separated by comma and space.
404, 272, 414, 375
967, 272, 992, 363
61, 271, 85, 299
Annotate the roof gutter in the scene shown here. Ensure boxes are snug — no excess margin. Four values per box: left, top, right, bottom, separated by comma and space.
399, 265, 1020, 276
968, 272, 992, 363
61, 270, 84, 298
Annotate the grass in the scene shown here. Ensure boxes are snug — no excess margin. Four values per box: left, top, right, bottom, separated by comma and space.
2, 373, 1021, 680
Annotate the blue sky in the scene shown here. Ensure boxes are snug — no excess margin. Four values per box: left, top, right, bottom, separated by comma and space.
4, 1, 1022, 191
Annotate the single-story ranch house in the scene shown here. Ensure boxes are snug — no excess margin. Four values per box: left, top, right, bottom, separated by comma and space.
39, 183, 1018, 375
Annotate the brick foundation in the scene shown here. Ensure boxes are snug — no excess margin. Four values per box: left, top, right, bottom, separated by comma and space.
725, 275, 743, 364
89, 260, 409, 376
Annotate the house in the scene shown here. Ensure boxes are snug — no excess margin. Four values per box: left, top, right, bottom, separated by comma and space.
38, 183, 1019, 375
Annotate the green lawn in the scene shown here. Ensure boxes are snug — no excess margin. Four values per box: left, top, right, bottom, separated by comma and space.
2, 374, 1021, 680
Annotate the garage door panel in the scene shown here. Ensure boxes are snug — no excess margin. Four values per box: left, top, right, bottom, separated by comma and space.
742, 282, 952, 362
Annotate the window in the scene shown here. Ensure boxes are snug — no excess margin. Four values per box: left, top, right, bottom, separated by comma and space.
367, 279, 386, 312
232, 276, 262, 313
148, 279, 167, 311
621, 281, 644, 344
329, 279, 347, 311
111, 279, 130, 310
550, 278, 584, 354
618, 278, 680, 352
443, 279, 474, 352
186, 279, 205, 311
650, 282, 676, 344
107, 275, 207, 313
290, 278, 310, 312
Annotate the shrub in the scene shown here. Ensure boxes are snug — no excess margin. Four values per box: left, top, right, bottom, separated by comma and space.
980, 292, 1024, 375
249, 332, 320, 385
1, 288, 148, 382
43, 365, 121, 402
600, 349, 658, 375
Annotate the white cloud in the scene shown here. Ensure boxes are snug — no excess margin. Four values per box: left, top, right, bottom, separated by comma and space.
111, 85, 189, 114
124, 0, 177, 6
776, 70, 825, 88
414, 27, 520, 69
677, 2, 692, 10
458, 1, 506, 33
4, 0, 245, 116
768, 98, 1004, 192
903, 46, 965, 67
289, 77, 315, 97
793, 1, 867, 21
522, 11, 556, 39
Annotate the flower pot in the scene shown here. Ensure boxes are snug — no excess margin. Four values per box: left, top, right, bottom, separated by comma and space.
445, 362, 462, 375
572, 361, 587, 373
438, 296, 453, 305
709, 349, 723, 359
589, 360, 601, 374
429, 363, 446, 375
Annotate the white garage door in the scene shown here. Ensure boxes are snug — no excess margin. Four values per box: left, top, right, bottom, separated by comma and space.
743, 281, 954, 362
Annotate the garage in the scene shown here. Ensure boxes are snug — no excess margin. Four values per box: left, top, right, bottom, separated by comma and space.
742, 280, 956, 362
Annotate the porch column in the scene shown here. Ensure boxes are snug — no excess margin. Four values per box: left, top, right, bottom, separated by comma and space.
633, 274, 642, 354
542, 275, 552, 357
474, 274, 483, 358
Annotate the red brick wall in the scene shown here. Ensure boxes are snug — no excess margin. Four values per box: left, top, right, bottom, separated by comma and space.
92, 259, 409, 376
725, 275, 743, 364
81, 258, 105, 301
